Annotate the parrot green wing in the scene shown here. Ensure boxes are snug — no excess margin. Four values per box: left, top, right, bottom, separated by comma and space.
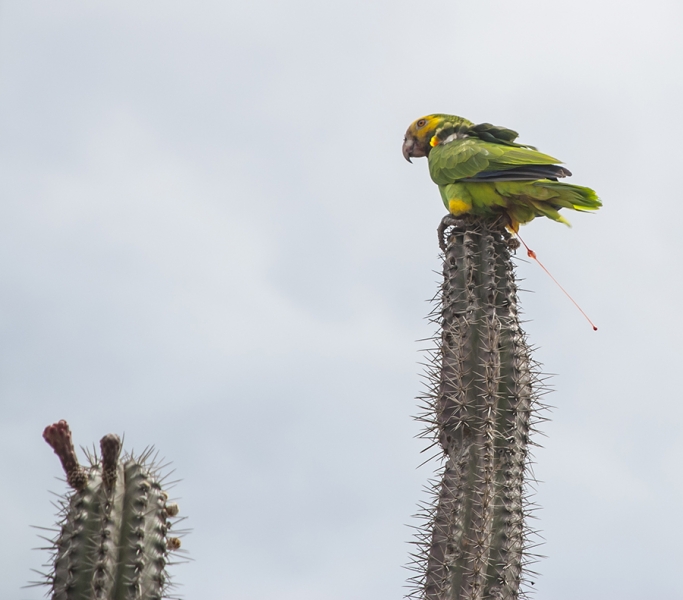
428, 138, 562, 186
468, 122, 525, 146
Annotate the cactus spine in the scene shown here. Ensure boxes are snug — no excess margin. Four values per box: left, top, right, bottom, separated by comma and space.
409, 217, 546, 600
40, 421, 183, 600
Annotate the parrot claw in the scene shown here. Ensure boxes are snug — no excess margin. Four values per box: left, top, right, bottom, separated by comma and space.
437, 214, 467, 253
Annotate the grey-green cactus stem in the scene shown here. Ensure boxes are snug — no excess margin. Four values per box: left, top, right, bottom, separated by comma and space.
409, 217, 543, 600
40, 421, 184, 600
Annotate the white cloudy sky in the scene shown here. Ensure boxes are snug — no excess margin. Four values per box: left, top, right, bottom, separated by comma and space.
2, 1, 682, 599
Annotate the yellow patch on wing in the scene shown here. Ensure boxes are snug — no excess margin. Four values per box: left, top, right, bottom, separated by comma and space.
430, 135, 439, 147
448, 199, 472, 215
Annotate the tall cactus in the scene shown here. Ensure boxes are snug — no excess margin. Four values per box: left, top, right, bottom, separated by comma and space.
408, 216, 547, 600
37, 420, 184, 600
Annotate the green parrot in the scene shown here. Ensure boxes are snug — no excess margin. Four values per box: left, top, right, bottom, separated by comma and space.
402, 114, 600, 231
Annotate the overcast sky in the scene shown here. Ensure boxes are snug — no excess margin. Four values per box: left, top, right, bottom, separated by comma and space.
2, 2, 683, 599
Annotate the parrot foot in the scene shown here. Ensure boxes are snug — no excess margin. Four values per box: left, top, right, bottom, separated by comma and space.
437, 214, 467, 252
438, 214, 517, 253
436, 214, 463, 253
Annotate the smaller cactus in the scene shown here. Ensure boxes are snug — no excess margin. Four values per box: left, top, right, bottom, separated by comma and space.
37, 420, 186, 600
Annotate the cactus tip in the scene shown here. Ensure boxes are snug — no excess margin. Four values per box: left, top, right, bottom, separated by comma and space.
42, 420, 87, 490
100, 433, 122, 489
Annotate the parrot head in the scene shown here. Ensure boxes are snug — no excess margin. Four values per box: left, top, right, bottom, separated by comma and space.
403, 114, 475, 162
402, 115, 443, 163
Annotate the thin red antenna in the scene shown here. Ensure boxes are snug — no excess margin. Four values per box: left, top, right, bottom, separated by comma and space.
515, 232, 598, 331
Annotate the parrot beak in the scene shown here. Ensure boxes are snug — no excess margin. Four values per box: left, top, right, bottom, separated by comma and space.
402, 137, 414, 163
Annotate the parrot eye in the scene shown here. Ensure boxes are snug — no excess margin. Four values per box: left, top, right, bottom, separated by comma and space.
417, 119, 427, 128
